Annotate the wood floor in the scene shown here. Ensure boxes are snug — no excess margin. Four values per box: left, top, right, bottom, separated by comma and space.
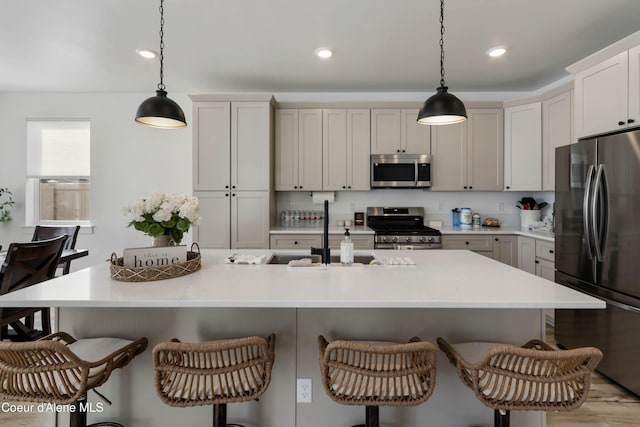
1, 325, 639, 426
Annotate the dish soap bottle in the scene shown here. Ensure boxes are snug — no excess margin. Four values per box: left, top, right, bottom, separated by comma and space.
340, 228, 354, 266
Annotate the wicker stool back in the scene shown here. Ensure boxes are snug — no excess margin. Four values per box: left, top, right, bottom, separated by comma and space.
318, 335, 437, 427
437, 337, 603, 427
153, 334, 276, 427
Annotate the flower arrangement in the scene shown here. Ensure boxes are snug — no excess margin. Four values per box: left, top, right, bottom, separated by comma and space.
124, 191, 201, 245
0, 187, 15, 223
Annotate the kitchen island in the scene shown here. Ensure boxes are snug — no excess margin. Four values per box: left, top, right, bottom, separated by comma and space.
0, 249, 603, 427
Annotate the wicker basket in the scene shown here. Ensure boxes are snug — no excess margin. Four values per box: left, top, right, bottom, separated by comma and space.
110, 243, 201, 282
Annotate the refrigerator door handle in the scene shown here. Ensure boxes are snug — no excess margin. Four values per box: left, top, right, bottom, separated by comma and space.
593, 164, 610, 262
583, 165, 596, 261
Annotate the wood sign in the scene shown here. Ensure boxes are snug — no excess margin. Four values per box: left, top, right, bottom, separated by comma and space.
123, 246, 187, 268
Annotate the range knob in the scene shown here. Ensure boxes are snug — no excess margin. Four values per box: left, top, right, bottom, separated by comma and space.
405, 236, 412, 243
391, 236, 399, 243
419, 236, 426, 243
427, 236, 435, 243
382, 236, 390, 243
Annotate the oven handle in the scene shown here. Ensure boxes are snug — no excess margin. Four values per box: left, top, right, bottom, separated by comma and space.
414, 160, 418, 186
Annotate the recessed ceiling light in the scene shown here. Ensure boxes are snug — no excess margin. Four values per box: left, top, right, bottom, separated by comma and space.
136, 48, 158, 59
315, 48, 333, 59
487, 46, 507, 57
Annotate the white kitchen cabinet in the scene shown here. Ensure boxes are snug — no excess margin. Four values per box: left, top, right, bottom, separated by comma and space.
504, 102, 542, 191
322, 109, 370, 191
493, 235, 518, 267
443, 234, 516, 267
517, 236, 556, 281
573, 50, 635, 138
431, 109, 503, 191
517, 236, 537, 275
195, 191, 271, 249
269, 234, 374, 250
275, 109, 323, 191
193, 101, 271, 191
536, 258, 556, 281
371, 109, 430, 154
542, 90, 573, 191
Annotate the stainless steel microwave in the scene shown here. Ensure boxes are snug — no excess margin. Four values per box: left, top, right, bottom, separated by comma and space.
370, 154, 432, 188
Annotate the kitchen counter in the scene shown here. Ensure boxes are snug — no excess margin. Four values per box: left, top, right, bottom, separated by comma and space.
440, 225, 555, 242
269, 225, 374, 235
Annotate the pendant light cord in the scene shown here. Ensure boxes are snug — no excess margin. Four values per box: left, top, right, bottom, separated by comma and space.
439, 0, 446, 88
157, 0, 165, 91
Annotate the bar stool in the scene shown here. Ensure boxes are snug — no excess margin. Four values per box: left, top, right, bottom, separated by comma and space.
437, 337, 602, 427
0, 331, 148, 427
153, 334, 276, 427
318, 335, 437, 427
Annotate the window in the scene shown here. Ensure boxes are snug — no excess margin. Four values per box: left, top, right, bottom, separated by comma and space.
26, 120, 90, 224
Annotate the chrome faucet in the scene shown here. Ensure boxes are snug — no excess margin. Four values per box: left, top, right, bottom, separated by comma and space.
310, 200, 330, 265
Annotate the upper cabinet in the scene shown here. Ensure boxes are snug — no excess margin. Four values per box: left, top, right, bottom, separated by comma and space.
193, 101, 271, 191
371, 109, 430, 154
431, 109, 503, 191
542, 90, 573, 191
322, 109, 370, 191
573, 46, 640, 138
504, 102, 542, 191
274, 109, 323, 191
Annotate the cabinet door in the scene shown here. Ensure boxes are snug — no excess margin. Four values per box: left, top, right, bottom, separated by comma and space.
493, 235, 517, 267
231, 191, 270, 249
192, 102, 230, 191
298, 109, 323, 191
628, 45, 640, 127
275, 109, 299, 191
535, 239, 555, 263
504, 102, 542, 191
574, 51, 628, 138
442, 235, 492, 251
371, 109, 401, 154
467, 109, 503, 191
231, 102, 271, 191
542, 91, 573, 191
193, 191, 230, 249
347, 109, 371, 190
270, 235, 321, 249
323, 109, 348, 191
536, 258, 556, 281
517, 236, 536, 275
401, 109, 430, 154
430, 121, 467, 191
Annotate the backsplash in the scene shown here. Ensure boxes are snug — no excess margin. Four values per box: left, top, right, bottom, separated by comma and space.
276, 190, 555, 227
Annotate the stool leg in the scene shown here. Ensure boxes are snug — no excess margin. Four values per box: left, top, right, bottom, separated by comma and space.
365, 406, 379, 427
213, 403, 226, 427
494, 409, 510, 427
70, 396, 88, 427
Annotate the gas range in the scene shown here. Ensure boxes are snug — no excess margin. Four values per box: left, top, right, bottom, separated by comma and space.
366, 207, 442, 249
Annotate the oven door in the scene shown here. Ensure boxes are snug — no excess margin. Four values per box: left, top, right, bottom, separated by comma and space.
370, 154, 431, 188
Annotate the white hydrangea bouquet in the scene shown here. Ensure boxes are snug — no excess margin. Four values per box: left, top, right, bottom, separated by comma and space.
124, 191, 201, 245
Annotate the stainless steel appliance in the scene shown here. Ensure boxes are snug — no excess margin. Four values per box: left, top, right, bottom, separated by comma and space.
555, 128, 640, 396
367, 207, 441, 249
370, 154, 432, 188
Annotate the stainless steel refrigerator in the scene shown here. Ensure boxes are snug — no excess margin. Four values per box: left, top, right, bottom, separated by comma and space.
555, 128, 640, 396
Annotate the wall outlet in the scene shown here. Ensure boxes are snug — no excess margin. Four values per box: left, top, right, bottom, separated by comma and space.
297, 378, 312, 403
497, 202, 505, 212
438, 203, 445, 212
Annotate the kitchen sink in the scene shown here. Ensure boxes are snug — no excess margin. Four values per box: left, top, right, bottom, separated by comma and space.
266, 254, 376, 265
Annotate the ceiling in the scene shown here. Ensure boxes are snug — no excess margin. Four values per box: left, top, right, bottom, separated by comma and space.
2, 0, 640, 95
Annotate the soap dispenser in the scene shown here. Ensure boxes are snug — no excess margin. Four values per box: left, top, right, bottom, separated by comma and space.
340, 228, 354, 266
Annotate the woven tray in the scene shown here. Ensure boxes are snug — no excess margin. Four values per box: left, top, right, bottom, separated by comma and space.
110, 243, 201, 282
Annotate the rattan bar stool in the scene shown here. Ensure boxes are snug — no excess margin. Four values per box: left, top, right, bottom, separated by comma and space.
153, 334, 276, 427
437, 337, 602, 427
0, 332, 148, 427
318, 335, 437, 427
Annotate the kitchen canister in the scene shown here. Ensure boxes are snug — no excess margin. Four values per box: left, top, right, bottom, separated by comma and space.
520, 209, 541, 229
460, 208, 472, 227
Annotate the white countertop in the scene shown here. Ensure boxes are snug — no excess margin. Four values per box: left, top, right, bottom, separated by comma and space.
270, 225, 555, 242
0, 249, 599, 309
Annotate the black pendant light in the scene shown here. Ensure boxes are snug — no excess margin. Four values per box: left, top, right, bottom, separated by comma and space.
417, 0, 466, 126
135, 0, 186, 129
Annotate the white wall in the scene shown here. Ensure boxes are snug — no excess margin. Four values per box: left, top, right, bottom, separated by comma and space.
0, 92, 192, 270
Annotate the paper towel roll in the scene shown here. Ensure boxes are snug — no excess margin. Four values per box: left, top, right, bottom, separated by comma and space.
312, 192, 335, 204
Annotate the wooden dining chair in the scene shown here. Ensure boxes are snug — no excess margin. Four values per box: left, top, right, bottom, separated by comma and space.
0, 235, 67, 341
32, 225, 80, 275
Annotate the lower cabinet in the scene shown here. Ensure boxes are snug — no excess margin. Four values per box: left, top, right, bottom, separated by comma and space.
270, 234, 374, 250
518, 236, 556, 280
442, 234, 517, 267
194, 191, 271, 249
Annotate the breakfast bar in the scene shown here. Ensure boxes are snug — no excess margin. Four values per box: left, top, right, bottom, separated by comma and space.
0, 249, 604, 427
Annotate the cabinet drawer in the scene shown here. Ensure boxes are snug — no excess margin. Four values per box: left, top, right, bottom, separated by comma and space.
443, 235, 493, 251
270, 235, 321, 249
328, 235, 374, 250
535, 240, 555, 262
